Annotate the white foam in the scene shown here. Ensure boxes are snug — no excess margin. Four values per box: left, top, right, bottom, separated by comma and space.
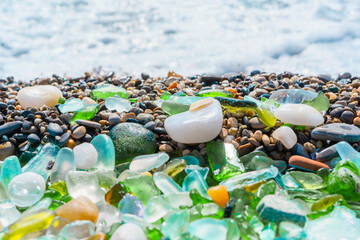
0, 0, 360, 80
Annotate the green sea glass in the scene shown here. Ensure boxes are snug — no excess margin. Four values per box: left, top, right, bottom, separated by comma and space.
69, 104, 100, 125
90, 84, 129, 100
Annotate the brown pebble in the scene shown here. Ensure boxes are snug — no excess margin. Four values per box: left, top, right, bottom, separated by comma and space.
253, 130, 262, 142
238, 143, 256, 155
87, 233, 107, 240
248, 117, 266, 129
0, 141, 16, 161
248, 138, 260, 147
228, 127, 238, 136
304, 142, 315, 153
227, 117, 238, 128
289, 155, 330, 171
219, 128, 228, 139
72, 126, 86, 139
121, 112, 136, 122
182, 149, 191, 156
159, 144, 174, 152
261, 134, 270, 146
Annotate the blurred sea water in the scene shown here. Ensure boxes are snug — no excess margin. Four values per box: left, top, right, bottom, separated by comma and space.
0, 0, 360, 80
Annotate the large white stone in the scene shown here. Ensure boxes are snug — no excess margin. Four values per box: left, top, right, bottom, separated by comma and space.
272, 126, 297, 149
18, 85, 62, 108
164, 99, 223, 144
274, 104, 324, 126
73, 143, 98, 170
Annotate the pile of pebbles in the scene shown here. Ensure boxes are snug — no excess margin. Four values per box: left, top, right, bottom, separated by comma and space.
0, 70, 359, 168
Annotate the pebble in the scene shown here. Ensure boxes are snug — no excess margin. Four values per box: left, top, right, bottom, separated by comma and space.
72, 126, 86, 139
274, 104, 324, 126
108, 113, 121, 126
73, 143, 98, 169
76, 119, 102, 129
0, 141, 16, 161
0, 121, 23, 138
272, 126, 297, 149
289, 155, 330, 171
311, 123, 360, 142
249, 117, 266, 129
165, 99, 223, 144
18, 85, 62, 108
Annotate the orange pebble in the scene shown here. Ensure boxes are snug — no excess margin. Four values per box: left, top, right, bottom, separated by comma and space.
66, 138, 76, 149
55, 196, 99, 224
167, 81, 178, 91
167, 70, 183, 78
207, 185, 229, 208
225, 87, 237, 96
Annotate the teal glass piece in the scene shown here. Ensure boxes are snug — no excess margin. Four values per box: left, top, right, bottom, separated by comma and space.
1, 156, 22, 188
69, 104, 100, 125
336, 141, 360, 170
183, 170, 210, 199
252, 180, 277, 208
173, 156, 199, 166
143, 196, 173, 223
153, 172, 183, 195
279, 221, 307, 239
186, 218, 229, 240
206, 141, 244, 181
91, 134, 115, 170
50, 147, 75, 183
105, 96, 132, 113
185, 165, 209, 179
22, 197, 52, 216
90, 84, 129, 100
196, 89, 234, 98
259, 223, 277, 240
22, 143, 60, 180
269, 89, 317, 104
0, 181, 9, 202
58, 99, 85, 113
161, 210, 190, 239
220, 166, 278, 191
256, 194, 306, 225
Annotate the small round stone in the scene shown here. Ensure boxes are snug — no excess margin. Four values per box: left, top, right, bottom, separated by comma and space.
8, 172, 45, 207
73, 143, 98, 169
72, 126, 86, 139
354, 117, 360, 126
76, 120, 101, 129
27, 133, 41, 144
0, 141, 16, 161
47, 123, 63, 137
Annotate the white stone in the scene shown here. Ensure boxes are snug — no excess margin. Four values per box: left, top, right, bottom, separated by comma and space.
110, 222, 147, 240
164, 99, 223, 144
272, 126, 297, 149
82, 97, 97, 106
129, 152, 169, 172
73, 143, 98, 170
274, 104, 324, 126
8, 172, 45, 207
18, 85, 62, 108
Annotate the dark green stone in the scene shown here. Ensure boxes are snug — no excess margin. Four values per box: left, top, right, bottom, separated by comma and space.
109, 123, 157, 163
